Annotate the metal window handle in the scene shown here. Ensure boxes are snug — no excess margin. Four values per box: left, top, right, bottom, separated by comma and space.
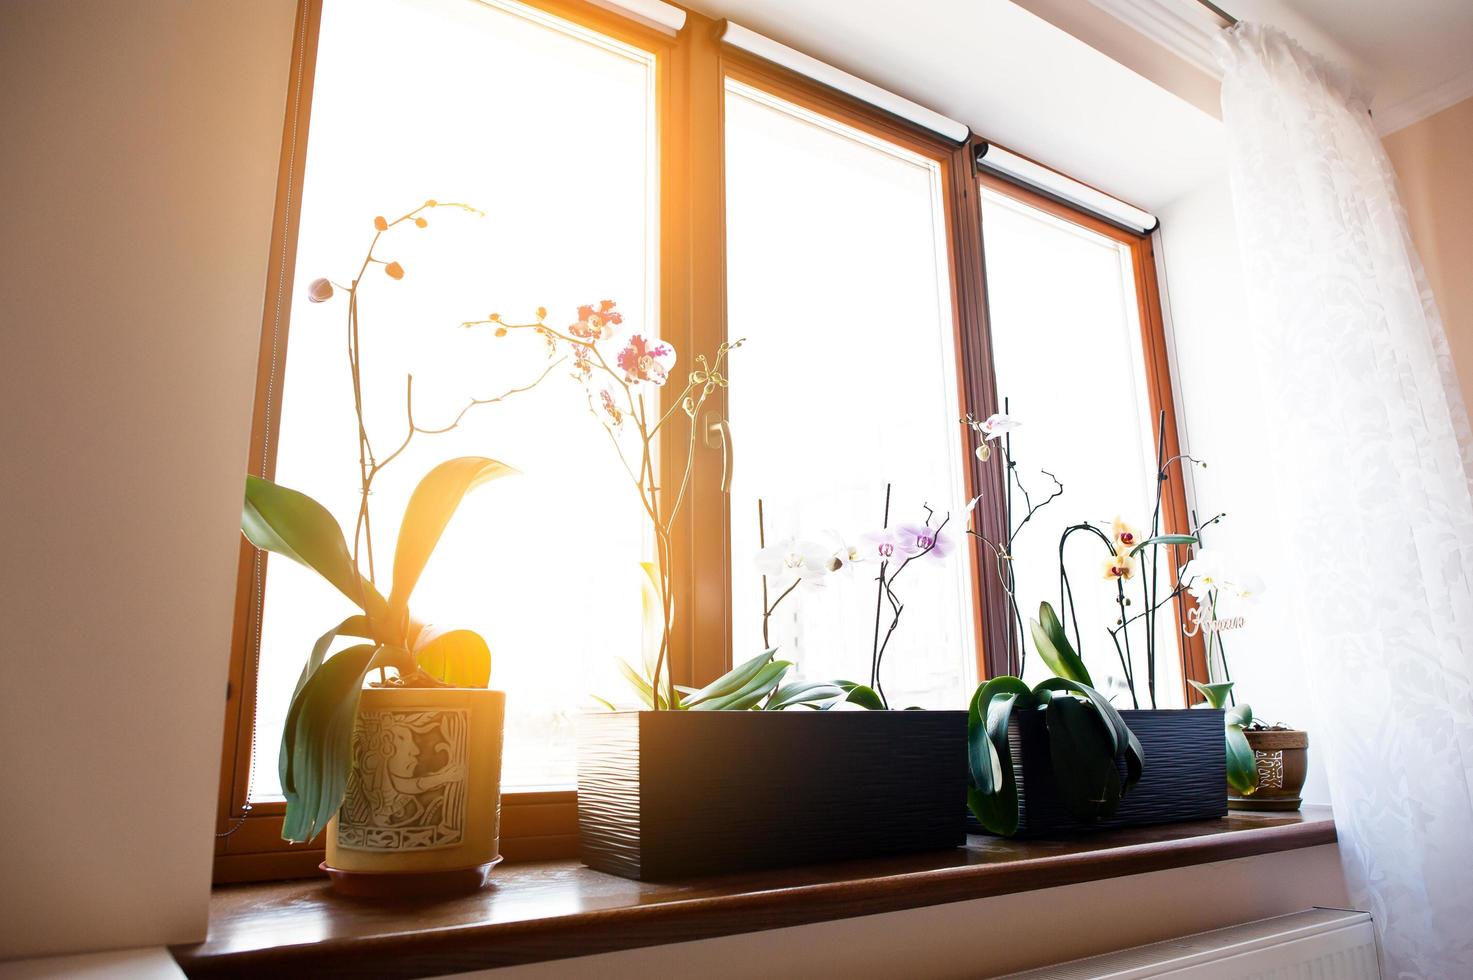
705, 416, 733, 493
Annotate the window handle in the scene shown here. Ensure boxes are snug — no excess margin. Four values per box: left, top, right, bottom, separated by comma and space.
705, 416, 733, 493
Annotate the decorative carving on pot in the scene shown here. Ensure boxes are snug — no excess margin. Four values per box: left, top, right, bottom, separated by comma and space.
1229, 728, 1309, 812
338, 708, 470, 852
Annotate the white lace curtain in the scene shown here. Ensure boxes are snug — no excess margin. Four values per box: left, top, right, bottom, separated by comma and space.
1216, 23, 1473, 979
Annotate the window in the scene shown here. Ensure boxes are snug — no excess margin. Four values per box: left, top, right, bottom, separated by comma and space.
723, 78, 979, 708
220, 0, 667, 876
222, 0, 1197, 881
977, 176, 1198, 707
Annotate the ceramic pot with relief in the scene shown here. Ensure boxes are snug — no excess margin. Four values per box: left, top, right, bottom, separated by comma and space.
323, 687, 506, 896
1229, 727, 1308, 811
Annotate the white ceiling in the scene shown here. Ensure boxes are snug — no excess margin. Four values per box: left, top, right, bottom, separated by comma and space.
1242, 0, 1473, 134
683, 0, 1228, 212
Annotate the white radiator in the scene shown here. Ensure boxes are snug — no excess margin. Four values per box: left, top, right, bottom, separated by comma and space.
1000, 908, 1379, 980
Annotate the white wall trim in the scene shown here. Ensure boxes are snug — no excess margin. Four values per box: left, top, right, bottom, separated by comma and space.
1084, 0, 1227, 79
584, 0, 685, 35
1376, 63, 1473, 135
719, 22, 970, 143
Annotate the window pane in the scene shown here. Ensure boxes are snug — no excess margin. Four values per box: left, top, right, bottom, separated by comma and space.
980, 188, 1184, 707
724, 80, 978, 708
252, 0, 657, 799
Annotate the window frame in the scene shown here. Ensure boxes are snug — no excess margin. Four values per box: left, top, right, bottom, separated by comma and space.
215, 0, 686, 883
216, 1, 1199, 884
971, 159, 1208, 698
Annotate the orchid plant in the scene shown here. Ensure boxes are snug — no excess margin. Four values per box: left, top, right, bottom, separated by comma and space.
1054, 411, 1221, 708
241, 200, 557, 842
463, 302, 742, 709
960, 407, 1063, 675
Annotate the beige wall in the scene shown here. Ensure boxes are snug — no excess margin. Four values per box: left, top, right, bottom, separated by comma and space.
459, 846, 1350, 979
1384, 97, 1473, 409
0, 0, 296, 960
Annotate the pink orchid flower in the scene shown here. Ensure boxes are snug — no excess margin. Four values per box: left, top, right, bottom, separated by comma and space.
616, 334, 676, 386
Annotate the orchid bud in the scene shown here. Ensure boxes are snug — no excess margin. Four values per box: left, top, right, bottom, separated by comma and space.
306, 278, 334, 303
414, 217, 427, 228
425, 199, 437, 207
385, 261, 404, 280
975, 444, 991, 462
373, 215, 388, 231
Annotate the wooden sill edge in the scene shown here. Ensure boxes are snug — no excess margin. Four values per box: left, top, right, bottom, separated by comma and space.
174, 810, 1336, 978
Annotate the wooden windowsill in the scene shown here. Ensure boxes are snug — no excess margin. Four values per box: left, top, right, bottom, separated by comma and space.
173, 806, 1336, 978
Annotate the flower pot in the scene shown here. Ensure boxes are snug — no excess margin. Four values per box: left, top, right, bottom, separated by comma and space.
577, 709, 967, 881
971, 708, 1228, 838
1229, 728, 1308, 811
324, 687, 506, 896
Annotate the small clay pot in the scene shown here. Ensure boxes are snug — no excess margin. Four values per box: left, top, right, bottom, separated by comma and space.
1228, 728, 1308, 811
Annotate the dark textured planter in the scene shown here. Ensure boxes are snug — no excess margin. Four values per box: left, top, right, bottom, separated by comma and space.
971, 708, 1227, 837
578, 709, 967, 880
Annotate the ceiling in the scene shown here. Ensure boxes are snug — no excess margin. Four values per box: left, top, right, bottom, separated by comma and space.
683, 0, 1227, 213
1232, 0, 1473, 133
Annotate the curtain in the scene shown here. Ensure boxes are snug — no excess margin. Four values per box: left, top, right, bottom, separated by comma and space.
1215, 23, 1473, 979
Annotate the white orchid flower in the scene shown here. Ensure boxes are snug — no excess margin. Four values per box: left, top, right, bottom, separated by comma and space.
978, 413, 1021, 441
755, 538, 835, 584
1180, 549, 1227, 601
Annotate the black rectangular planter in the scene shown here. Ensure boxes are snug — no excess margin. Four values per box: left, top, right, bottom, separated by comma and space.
577, 709, 967, 880
972, 708, 1227, 838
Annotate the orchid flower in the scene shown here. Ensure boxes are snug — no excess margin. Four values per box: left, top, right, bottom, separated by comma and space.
569, 299, 621, 341
616, 334, 676, 386
1111, 516, 1141, 553
1103, 550, 1137, 582
1179, 549, 1226, 600
894, 522, 952, 560
755, 538, 831, 584
962, 412, 1020, 461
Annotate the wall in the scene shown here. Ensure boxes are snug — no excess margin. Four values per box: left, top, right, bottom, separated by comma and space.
460, 846, 1350, 979
0, 0, 296, 960
1383, 96, 1473, 410
1154, 177, 1331, 807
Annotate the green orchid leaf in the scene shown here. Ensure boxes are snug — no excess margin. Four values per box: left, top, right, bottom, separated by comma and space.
589, 694, 618, 712
1128, 533, 1197, 556
825, 681, 886, 710
692, 661, 791, 710
680, 649, 777, 708
638, 561, 666, 682
1032, 602, 1093, 686
413, 627, 491, 688
1225, 702, 1253, 727
966, 677, 1033, 837
617, 657, 668, 710
243, 475, 375, 610
388, 456, 518, 635
1045, 694, 1123, 822
1032, 677, 1144, 793
1226, 722, 1259, 795
765, 681, 845, 710
279, 643, 381, 844
1189, 680, 1236, 709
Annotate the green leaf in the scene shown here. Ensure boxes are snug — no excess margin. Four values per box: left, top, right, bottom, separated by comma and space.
692, 661, 791, 710
1045, 693, 1123, 822
1226, 722, 1259, 795
1225, 702, 1253, 727
1189, 680, 1235, 709
617, 657, 668, 710
388, 457, 518, 635
638, 561, 666, 682
1031, 602, 1093, 686
826, 681, 886, 710
680, 649, 777, 708
279, 643, 381, 843
1032, 677, 1144, 794
1129, 533, 1197, 556
243, 476, 370, 608
589, 694, 618, 712
413, 627, 491, 687
765, 681, 845, 710
965, 677, 1032, 837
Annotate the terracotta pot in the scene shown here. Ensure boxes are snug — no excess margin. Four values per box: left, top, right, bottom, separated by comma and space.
324, 687, 505, 895
1228, 728, 1308, 812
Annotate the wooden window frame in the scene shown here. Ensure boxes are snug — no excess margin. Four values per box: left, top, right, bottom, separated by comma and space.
971, 159, 1208, 700
217, 1, 1199, 885
215, 0, 689, 883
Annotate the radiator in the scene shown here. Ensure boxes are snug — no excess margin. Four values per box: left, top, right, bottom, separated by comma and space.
1000, 908, 1379, 980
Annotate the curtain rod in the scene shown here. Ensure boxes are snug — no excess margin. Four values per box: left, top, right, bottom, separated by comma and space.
1193, 0, 1238, 26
